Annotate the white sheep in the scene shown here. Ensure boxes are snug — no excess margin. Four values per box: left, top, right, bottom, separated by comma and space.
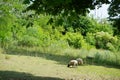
67, 60, 78, 67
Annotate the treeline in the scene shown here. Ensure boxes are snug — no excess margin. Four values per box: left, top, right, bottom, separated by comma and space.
0, 0, 120, 52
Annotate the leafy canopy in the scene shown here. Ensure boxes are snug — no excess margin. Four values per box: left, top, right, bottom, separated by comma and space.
24, 0, 110, 15
108, 0, 120, 35
108, 0, 120, 18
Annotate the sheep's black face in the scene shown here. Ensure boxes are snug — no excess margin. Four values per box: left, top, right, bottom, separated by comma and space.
67, 64, 70, 67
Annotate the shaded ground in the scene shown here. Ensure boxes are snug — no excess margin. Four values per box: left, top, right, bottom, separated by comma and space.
0, 71, 64, 80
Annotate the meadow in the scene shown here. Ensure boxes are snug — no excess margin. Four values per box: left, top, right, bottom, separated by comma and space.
0, 47, 120, 80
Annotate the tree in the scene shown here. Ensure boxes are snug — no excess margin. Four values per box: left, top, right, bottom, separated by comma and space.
23, 0, 110, 35
24, 0, 110, 16
108, 0, 120, 18
108, 0, 120, 35
0, 0, 15, 47
0, 0, 25, 47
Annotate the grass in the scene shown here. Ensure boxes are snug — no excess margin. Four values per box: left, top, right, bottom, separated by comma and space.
0, 46, 120, 80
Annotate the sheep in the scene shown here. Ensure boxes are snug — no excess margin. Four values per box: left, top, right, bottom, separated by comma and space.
67, 60, 78, 67
76, 58, 83, 65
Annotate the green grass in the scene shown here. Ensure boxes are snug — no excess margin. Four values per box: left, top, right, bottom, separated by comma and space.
0, 47, 120, 80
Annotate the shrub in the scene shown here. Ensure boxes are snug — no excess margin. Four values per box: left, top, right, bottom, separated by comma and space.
65, 32, 85, 48
85, 33, 96, 45
95, 31, 118, 51
18, 35, 39, 47
17, 26, 44, 47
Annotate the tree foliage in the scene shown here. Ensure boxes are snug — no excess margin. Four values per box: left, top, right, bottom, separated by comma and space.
108, 0, 120, 18
0, 0, 120, 52
108, 0, 120, 35
0, 0, 25, 47
24, 0, 110, 15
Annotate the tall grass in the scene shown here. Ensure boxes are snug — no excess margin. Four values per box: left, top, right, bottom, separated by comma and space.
94, 51, 120, 66
3, 46, 120, 68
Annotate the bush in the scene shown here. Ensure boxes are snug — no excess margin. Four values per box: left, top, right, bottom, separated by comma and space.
18, 35, 40, 47
95, 21, 113, 34
85, 33, 96, 45
17, 26, 44, 47
95, 31, 118, 51
65, 32, 85, 48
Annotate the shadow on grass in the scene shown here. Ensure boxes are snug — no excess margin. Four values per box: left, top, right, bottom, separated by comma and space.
0, 71, 64, 80
4, 47, 75, 65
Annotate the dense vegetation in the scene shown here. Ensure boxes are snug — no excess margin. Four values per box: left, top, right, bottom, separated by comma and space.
0, 0, 120, 67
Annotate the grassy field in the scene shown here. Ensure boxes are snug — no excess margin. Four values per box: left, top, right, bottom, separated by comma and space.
0, 47, 120, 80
